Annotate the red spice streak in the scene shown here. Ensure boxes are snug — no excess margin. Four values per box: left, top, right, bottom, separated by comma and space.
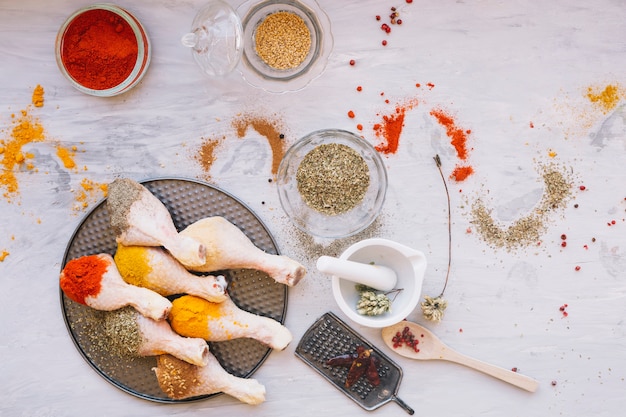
430, 109, 471, 160
374, 108, 406, 154
451, 165, 474, 181
61, 9, 138, 90
373, 99, 418, 155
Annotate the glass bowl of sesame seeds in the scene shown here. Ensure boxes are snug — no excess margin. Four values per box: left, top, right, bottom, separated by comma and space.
277, 129, 388, 239
236, 0, 333, 93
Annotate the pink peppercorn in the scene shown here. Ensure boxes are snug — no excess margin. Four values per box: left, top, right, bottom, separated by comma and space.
349, 59, 355, 66
575, 266, 581, 271
382, 40, 387, 46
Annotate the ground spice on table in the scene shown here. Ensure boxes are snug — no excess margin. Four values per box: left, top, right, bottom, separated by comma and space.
61, 9, 138, 90
430, 109, 471, 160
56, 144, 77, 169
373, 99, 418, 154
233, 116, 285, 176
31, 85, 44, 107
194, 136, 225, 180
586, 84, 624, 114
0, 104, 45, 201
430, 108, 474, 182
73, 178, 108, 212
470, 163, 573, 251
60, 255, 108, 305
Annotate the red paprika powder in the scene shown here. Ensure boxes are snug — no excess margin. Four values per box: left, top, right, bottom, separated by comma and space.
60, 8, 139, 90
60, 255, 108, 304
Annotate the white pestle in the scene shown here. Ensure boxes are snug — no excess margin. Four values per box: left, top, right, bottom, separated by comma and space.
316, 256, 398, 292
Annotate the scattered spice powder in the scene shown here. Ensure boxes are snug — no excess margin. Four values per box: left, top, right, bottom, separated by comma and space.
73, 178, 108, 212
430, 109, 471, 160
586, 84, 624, 114
451, 165, 474, 182
0, 250, 9, 262
470, 163, 573, 251
1, 105, 45, 201
233, 115, 286, 176
430, 108, 474, 181
56, 144, 77, 169
194, 136, 224, 180
373, 99, 418, 155
32, 84, 44, 107
255, 11, 311, 70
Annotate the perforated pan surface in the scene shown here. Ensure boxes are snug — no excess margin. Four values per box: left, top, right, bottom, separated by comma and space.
296, 312, 414, 414
60, 178, 288, 402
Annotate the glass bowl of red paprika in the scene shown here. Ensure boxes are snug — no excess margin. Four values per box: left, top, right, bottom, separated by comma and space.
55, 4, 151, 97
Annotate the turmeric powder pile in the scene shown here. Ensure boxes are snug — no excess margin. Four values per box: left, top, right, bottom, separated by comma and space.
586, 84, 624, 114
0, 108, 45, 201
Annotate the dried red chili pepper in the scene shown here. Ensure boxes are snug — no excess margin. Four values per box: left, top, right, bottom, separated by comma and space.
326, 353, 358, 367
345, 349, 371, 387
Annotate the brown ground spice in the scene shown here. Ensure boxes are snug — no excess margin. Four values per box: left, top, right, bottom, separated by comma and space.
194, 136, 225, 180
233, 115, 286, 176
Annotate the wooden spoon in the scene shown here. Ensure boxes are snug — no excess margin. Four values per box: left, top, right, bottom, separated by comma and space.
381, 321, 539, 392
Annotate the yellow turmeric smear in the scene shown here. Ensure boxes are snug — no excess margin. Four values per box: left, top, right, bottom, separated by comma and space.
0, 250, 9, 262
32, 85, 44, 108
169, 295, 229, 340
0, 109, 45, 201
586, 84, 624, 114
114, 244, 153, 289
56, 144, 77, 169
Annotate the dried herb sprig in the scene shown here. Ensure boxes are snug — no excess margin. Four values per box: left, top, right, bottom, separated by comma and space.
420, 155, 451, 322
356, 284, 403, 316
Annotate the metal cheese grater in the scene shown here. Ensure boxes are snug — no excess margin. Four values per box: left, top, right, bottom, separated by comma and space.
295, 312, 414, 414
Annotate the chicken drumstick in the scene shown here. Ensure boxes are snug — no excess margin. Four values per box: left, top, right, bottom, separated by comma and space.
60, 253, 171, 321
153, 354, 266, 404
104, 307, 209, 366
107, 178, 206, 268
114, 244, 227, 303
181, 216, 306, 286
168, 294, 292, 351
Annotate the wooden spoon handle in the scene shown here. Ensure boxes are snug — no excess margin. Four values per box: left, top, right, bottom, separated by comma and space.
443, 349, 539, 392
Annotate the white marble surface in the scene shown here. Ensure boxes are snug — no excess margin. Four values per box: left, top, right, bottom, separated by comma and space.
1, 0, 626, 416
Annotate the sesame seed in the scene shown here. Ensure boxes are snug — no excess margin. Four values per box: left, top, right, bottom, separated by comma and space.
255, 12, 311, 70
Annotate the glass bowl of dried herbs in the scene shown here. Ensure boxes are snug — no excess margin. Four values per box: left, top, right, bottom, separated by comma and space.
277, 129, 388, 238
